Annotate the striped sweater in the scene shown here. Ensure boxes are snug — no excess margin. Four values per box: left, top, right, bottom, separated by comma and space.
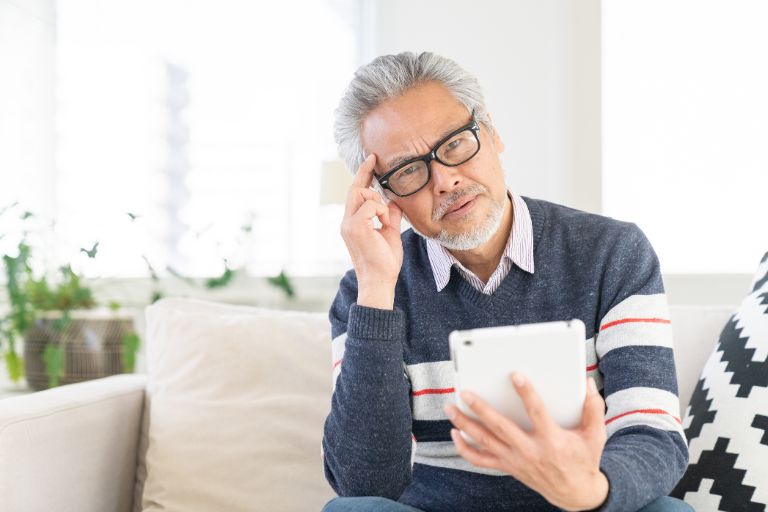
321, 195, 688, 512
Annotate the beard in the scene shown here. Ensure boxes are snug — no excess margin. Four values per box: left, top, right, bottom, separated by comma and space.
408, 184, 507, 251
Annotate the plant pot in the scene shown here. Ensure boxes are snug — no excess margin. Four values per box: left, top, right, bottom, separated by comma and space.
22, 309, 138, 391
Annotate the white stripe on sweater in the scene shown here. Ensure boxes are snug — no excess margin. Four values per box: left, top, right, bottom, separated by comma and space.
413, 440, 508, 476
596, 293, 673, 358
406, 361, 457, 421
604, 386, 684, 439
331, 333, 346, 391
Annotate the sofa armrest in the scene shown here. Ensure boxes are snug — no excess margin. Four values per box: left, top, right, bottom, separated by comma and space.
0, 373, 148, 512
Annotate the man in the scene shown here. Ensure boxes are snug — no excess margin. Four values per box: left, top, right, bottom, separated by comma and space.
320, 52, 691, 512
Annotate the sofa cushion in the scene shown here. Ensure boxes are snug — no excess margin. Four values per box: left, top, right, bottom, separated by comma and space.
671, 252, 768, 510
137, 298, 335, 512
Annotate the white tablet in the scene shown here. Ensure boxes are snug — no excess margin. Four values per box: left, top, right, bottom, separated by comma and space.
449, 319, 587, 443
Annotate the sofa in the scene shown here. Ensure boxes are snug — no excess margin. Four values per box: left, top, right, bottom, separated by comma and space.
0, 298, 740, 511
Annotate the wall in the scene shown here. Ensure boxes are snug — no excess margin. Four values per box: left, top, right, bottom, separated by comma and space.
365, 0, 602, 213
365, 0, 752, 305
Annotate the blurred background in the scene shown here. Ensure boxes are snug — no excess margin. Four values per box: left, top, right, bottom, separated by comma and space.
1, 0, 766, 388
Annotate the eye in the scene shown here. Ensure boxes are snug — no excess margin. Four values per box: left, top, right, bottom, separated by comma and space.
394, 165, 418, 180
444, 138, 463, 152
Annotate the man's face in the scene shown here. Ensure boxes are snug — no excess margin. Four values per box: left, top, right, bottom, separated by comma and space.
360, 81, 508, 247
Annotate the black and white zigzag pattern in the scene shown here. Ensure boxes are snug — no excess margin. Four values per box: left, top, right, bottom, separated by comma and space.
671, 252, 768, 511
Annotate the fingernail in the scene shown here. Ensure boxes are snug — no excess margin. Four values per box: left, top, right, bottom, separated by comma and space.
461, 390, 475, 405
511, 373, 525, 387
588, 377, 598, 395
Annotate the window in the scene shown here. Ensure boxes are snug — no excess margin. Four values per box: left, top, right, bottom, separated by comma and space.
602, 0, 768, 273
52, 0, 358, 278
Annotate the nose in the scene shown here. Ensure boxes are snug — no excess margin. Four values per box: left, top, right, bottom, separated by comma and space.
430, 160, 463, 196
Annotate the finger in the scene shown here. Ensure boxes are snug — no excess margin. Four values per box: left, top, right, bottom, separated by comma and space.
580, 377, 607, 442
351, 199, 390, 229
509, 373, 558, 434
382, 201, 402, 231
344, 185, 385, 219
456, 390, 532, 450
450, 428, 502, 471
446, 404, 519, 456
351, 153, 377, 188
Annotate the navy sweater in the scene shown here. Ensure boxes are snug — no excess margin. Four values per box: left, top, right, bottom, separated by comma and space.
322, 196, 688, 512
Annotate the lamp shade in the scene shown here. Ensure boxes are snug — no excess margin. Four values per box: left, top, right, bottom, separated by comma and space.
319, 159, 353, 205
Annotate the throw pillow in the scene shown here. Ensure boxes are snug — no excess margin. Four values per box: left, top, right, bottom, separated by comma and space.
137, 298, 335, 512
671, 252, 768, 510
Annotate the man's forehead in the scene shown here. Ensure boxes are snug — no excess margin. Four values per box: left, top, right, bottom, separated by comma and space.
361, 87, 470, 170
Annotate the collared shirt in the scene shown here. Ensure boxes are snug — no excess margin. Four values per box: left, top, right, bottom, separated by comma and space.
425, 189, 535, 294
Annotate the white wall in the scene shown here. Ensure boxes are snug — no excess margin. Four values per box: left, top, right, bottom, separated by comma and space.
366, 0, 602, 213
366, 0, 754, 305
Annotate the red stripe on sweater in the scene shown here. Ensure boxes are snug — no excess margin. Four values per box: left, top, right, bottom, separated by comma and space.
412, 387, 455, 396
605, 408, 682, 425
332, 359, 342, 369
600, 317, 671, 331
586, 364, 598, 371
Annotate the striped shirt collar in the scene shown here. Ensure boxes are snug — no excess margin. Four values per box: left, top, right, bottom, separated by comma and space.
425, 189, 535, 292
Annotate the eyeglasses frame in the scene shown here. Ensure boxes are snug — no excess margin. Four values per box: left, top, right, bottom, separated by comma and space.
375, 111, 481, 198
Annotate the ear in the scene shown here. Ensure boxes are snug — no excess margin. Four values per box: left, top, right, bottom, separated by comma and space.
486, 112, 505, 154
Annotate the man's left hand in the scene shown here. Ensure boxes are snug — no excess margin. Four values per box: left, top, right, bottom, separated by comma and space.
444, 374, 609, 511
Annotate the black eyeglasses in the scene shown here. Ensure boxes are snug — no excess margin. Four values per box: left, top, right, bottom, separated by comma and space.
375, 111, 481, 197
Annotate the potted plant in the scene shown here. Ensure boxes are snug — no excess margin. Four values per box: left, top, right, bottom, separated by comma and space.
1, 237, 141, 390
1, 204, 296, 390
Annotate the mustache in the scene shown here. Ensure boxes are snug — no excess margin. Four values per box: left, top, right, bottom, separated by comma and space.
432, 184, 487, 221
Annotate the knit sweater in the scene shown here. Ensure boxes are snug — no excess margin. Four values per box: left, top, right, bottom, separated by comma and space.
321, 195, 689, 512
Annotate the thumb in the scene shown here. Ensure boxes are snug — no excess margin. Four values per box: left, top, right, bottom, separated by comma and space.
581, 377, 607, 440
384, 201, 403, 232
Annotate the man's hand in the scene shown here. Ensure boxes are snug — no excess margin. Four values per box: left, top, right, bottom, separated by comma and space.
340, 154, 404, 310
444, 375, 609, 511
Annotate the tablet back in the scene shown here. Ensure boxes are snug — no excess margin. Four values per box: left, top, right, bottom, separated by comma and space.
449, 319, 586, 432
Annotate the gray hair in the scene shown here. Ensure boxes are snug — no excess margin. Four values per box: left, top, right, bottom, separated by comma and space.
334, 51, 491, 177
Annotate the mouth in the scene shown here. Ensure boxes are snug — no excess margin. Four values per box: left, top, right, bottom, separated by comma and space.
442, 195, 478, 219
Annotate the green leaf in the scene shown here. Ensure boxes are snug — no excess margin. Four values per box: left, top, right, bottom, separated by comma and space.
51, 310, 72, 332
108, 301, 121, 311
266, 270, 295, 299
205, 267, 235, 289
43, 343, 64, 388
4, 349, 25, 383
121, 331, 141, 373
79, 241, 99, 258
142, 255, 159, 282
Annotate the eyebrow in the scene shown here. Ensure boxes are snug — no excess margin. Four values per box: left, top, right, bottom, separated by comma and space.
383, 118, 471, 171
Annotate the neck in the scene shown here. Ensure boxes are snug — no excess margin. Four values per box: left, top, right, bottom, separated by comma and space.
448, 193, 514, 282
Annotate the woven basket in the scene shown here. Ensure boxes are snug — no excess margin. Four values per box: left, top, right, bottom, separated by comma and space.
23, 309, 137, 391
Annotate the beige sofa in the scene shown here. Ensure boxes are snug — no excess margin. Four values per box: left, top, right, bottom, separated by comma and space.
0, 299, 735, 512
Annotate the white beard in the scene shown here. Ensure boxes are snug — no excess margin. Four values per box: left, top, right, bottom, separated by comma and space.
409, 192, 507, 251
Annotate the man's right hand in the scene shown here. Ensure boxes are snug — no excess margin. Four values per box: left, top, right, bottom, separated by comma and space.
340, 153, 404, 310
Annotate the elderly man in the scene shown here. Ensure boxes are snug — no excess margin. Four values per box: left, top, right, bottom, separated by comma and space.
320, 52, 692, 512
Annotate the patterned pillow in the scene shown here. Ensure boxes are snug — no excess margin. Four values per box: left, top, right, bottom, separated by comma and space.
671, 252, 768, 511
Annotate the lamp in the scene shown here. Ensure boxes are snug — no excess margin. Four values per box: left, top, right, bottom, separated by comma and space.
319, 159, 353, 205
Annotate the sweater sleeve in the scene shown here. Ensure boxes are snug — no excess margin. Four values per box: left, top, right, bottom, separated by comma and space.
320, 270, 414, 499
593, 223, 689, 512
